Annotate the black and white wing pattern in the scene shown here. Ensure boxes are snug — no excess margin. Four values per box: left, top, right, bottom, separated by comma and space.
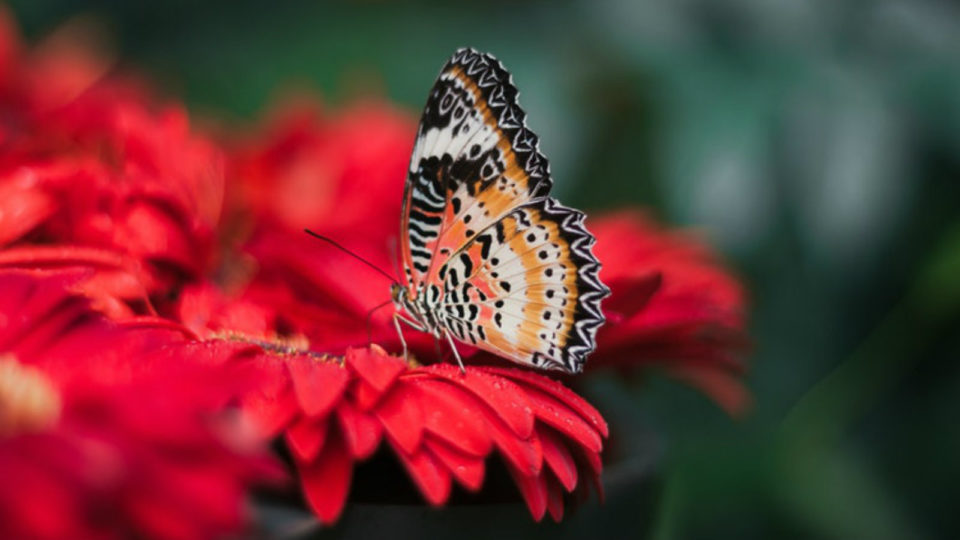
396, 48, 609, 373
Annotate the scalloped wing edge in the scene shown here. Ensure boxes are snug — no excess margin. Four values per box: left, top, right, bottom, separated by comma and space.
445, 47, 553, 197
538, 198, 610, 373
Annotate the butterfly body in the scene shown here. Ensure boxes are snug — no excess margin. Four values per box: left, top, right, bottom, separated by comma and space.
395, 49, 609, 374
390, 281, 445, 339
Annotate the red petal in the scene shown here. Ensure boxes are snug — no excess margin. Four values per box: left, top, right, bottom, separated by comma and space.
482, 366, 608, 438
604, 272, 661, 318
374, 384, 424, 455
0, 244, 132, 269
298, 431, 353, 524
246, 348, 294, 396
130, 459, 246, 533
488, 417, 543, 477
392, 446, 452, 506
352, 378, 384, 411
239, 351, 298, 436
242, 388, 298, 437
0, 174, 56, 245
335, 400, 382, 459
287, 357, 349, 417
117, 199, 196, 272
345, 346, 405, 393
125, 495, 205, 540
521, 385, 603, 454
538, 425, 578, 492
545, 475, 565, 522
407, 372, 542, 475
422, 436, 485, 492
581, 446, 602, 476
506, 464, 548, 522
421, 364, 535, 438
1, 280, 91, 357
285, 416, 328, 462
578, 450, 605, 503
117, 316, 195, 339
409, 378, 492, 456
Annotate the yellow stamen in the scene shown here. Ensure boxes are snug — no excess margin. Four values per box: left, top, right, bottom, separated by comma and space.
0, 355, 62, 437
210, 331, 338, 363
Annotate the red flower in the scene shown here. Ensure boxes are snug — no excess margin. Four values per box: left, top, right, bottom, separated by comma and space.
165, 99, 422, 356
228, 99, 413, 238
0, 270, 282, 540
0, 13, 224, 294
0, 244, 154, 319
232, 343, 607, 523
590, 211, 749, 415
162, 282, 606, 523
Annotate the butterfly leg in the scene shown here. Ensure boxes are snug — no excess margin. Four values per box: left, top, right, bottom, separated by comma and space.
393, 313, 425, 362
443, 329, 466, 374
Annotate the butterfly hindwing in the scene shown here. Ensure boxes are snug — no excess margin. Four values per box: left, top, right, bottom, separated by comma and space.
400, 48, 552, 294
436, 198, 608, 373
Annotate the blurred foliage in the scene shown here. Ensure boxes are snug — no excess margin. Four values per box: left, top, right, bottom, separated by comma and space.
8, 0, 960, 538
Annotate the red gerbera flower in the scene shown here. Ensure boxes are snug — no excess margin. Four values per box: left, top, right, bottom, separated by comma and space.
589, 211, 750, 415
0, 244, 154, 319
0, 270, 282, 540
169, 285, 605, 523
0, 13, 224, 296
234, 343, 606, 524
228, 99, 413, 238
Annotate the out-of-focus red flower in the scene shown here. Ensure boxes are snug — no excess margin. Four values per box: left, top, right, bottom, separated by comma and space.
589, 211, 749, 415
229, 99, 413, 238
0, 244, 154, 319
0, 11, 224, 296
199, 99, 420, 356
0, 270, 282, 540
226, 343, 607, 524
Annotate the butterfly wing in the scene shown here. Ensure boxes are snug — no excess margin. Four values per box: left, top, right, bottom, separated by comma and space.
436, 198, 609, 373
400, 48, 552, 294
399, 48, 609, 372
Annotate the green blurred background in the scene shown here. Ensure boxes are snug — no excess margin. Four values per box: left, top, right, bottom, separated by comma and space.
9, 1, 960, 538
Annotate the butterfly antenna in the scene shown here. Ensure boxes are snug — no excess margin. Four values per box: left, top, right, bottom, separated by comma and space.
304, 229, 398, 283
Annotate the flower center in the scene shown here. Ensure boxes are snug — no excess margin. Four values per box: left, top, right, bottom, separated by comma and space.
0, 355, 62, 437
211, 331, 326, 358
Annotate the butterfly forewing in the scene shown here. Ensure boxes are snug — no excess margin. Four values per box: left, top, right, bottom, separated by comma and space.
399, 48, 609, 373
400, 48, 552, 293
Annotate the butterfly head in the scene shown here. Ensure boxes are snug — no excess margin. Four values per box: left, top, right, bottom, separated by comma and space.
389, 282, 406, 304
390, 282, 418, 318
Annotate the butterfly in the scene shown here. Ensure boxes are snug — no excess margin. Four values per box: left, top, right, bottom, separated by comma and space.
390, 48, 609, 374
